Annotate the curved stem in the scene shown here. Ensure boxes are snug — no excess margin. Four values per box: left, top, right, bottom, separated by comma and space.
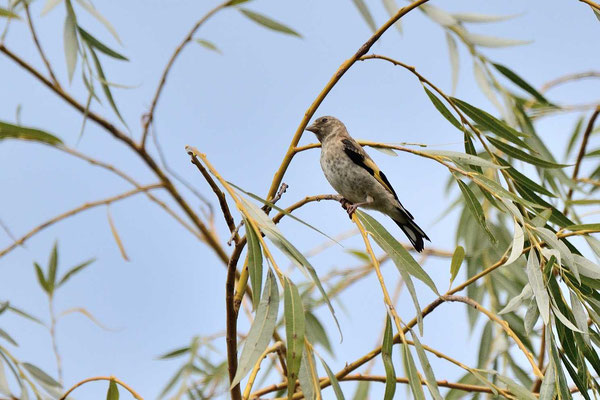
59, 376, 143, 400
23, 2, 59, 86
264, 0, 430, 203
140, 0, 230, 147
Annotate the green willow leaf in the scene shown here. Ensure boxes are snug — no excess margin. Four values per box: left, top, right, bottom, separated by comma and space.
320, 357, 345, 400
195, 39, 222, 54
88, 47, 127, 127
382, 0, 402, 33
352, 381, 370, 400
526, 250, 550, 325
451, 97, 530, 144
284, 278, 305, 399
106, 380, 119, 400
57, 258, 95, 287
305, 312, 332, 354
566, 116, 584, 158
463, 131, 483, 173
496, 375, 536, 400
351, 0, 376, 32
356, 212, 438, 293
566, 223, 600, 231
455, 179, 496, 243
538, 358, 556, 400
492, 63, 549, 104
298, 344, 319, 400
423, 85, 463, 131
446, 32, 459, 94
449, 245, 465, 286
33, 263, 50, 294
64, 0, 79, 82
47, 242, 58, 294
477, 321, 493, 367
381, 316, 396, 400
497, 158, 556, 197
504, 219, 525, 266
22, 363, 61, 388
231, 269, 279, 387
0, 328, 17, 346
422, 86, 462, 130
410, 329, 442, 400
239, 9, 301, 37
0, 121, 63, 146
78, 27, 128, 61
157, 346, 189, 360
451, 12, 520, 23
0, 358, 10, 396
227, 0, 252, 5
421, 150, 504, 169
245, 219, 263, 310
0, 8, 20, 18
487, 137, 568, 169
402, 343, 426, 400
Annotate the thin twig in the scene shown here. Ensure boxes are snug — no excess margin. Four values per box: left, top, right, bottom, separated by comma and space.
264, 0, 431, 203
0, 184, 162, 259
140, 0, 231, 147
48, 297, 63, 384
23, 2, 59, 86
188, 151, 238, 242
242, 342, 283, 399
226, 242, 245, 400
59, 376, 143, 400
541, 71, 600, 92
564, 105, 600, 214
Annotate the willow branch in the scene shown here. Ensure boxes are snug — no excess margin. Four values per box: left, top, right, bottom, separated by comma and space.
580, 0, 600, 11
59, 376, 143, 400
339, 374, 499, 394
23, 3, 59, 86
188, 151, 238, 242
265, 0, 430, 202
565, 105, 600, 213
57, 145, 204, 241
541, 71, 600, 92
226, 241, 245, 400
0, 43, 229, 265
140, 0, 230, 147
243, 342, 283, 400
0, 184, 162, 259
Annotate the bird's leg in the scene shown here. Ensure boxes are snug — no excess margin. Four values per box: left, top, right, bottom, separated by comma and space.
341, 196, 374, 219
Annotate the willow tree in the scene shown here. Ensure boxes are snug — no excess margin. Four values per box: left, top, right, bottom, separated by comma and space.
1, 0, 600, 399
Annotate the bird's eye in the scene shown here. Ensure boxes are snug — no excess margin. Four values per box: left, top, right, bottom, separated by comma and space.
321, 118, 328, 123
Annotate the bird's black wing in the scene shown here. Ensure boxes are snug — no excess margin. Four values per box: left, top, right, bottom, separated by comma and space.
341, 139, 400, 201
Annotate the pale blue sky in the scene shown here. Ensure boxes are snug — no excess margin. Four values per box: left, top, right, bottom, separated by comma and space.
1, 0, 599, 398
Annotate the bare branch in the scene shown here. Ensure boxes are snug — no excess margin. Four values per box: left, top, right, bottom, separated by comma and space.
541, 71, 600, 93
23, 2, 59, 86
60, 376, 142, 400
140, 0, 231, 147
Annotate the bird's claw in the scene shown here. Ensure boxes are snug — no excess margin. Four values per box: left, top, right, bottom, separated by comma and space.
340, 199, 358, 219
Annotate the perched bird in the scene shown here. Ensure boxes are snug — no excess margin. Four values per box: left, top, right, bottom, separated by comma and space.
305, 116, 430, 252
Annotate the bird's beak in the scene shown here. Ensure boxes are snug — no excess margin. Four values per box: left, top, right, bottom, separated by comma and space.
305, 123, 318, 133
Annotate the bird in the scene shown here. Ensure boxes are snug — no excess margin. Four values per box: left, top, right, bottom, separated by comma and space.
305, 116, 430, 252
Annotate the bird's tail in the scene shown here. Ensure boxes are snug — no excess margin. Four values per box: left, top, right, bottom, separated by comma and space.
393, 217, 430, 253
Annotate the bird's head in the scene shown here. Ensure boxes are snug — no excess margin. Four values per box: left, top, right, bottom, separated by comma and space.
305, 116, 345, 142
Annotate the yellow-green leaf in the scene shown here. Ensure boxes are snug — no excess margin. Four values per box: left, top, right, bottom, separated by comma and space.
106, 379, 119, 400
0, 121, 63, 146
245, 219, 263, 310
284, 277, 305, 399
239, 9, 301, 37
449, 245, 465, 285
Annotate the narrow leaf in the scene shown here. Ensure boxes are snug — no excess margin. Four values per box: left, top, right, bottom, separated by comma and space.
538, 358, 556, 400
47, 242, 58, 293
107, 207, 129, 261
402, 343, 426, 400
500, 284, 532, 314
57, 258, 95, 287
78, 27, 128, 60
245, 220, 263, 310
446, 32, 459, 94
493, 63, 549, 104
284, 278, 305, 399
106, 380, 119, 400
410, 330, 442, 400
0, 8, 19, 19
488, 137, 568, 169
351, 0, 376, 32
449, 245, 464, 286
320, 357, 344, 400
464, 32, 531, 47
22, 363, 61, 388
0, 328, 18, 346
73, 0, 121, 43
382, 0, 402, 33
0, 121, 63, 145
455, 179, 496, 243
33, 262, 50, 294
239, 9, 301, 37
452, 12, 520, 23
526, 250, 550, 325
195, 39, 222, 54
231, 269, 279, 387
41, 0, 63, 15
63, 0, 79, 82
422, 86, 462, 130
89, 47, 127, 127
504, 219, 524, 266
381, 316, 396, 400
